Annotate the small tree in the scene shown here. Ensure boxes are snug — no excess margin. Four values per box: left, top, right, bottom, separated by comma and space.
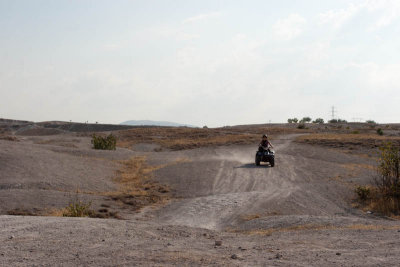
366, 120, 376, 124
300, 117, 312, 123
287, 118, 299, 123
313, 118, 324, 124
329, 118, 347, 123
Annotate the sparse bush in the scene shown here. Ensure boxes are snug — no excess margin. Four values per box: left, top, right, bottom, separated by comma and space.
368, 142, 400, 214
375, 142, 400, 197
355, 186, 371, 201
300, 117, 312, 123
91, 134, 116, 150
312, 118, 324, 124
354, 142, 400, 215
297, 123, 306, 129
63, 199, 94, 217
351, 130, 359, 134
377, 128, 384, 136
329, 119, 347, 123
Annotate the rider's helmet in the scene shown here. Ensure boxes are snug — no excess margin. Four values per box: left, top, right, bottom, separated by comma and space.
262, 134, 268, 138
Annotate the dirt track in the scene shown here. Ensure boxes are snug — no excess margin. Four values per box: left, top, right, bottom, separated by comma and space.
2, 129, 400, 266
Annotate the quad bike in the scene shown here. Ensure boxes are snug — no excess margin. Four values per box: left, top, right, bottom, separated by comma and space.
255, 146, 275, 167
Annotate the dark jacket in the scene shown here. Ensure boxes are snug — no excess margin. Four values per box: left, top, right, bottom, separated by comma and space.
260, 140, 272, 148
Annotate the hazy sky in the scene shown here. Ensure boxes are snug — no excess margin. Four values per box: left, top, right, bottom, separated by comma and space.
1, 0, 399, 127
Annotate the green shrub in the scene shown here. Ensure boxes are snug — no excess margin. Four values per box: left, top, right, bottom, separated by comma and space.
63, 199, 94, 217
300, 117, 312, 123
329, 119, 347, 123
351, 130, 359, 134
313, 118, 324, 124
376, 142, 400, 197
355, 143, 400, 215
91, 134, 117, 150
377, 128, 384, 136
366, 120, 376, 124
297, 123, 305, 129
355, 186, 371, 201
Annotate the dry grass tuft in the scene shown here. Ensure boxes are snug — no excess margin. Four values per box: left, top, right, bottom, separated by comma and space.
241, 214, 261, 221
7, 208, 39, 216
107, 156, 187, 210
0, 135, 19, 141
45, 208, 65, 217
240, 211, 281, 221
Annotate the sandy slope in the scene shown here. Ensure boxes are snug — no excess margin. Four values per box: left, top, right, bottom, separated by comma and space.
1, 133, 400, 266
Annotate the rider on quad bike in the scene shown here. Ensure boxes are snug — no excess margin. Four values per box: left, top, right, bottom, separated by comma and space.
255, 134, 275, 167
259, 134, 273, 150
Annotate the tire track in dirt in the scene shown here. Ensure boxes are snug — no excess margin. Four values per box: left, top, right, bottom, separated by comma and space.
154, 135, 304, 230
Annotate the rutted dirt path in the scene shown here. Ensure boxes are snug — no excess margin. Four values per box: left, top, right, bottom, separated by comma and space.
150, 134, 364, 231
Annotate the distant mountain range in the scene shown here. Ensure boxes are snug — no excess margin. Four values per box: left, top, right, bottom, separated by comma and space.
120, 120, 197, 128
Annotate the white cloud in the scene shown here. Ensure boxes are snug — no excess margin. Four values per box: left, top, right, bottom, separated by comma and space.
101, 43, 121, 51
318, 1, 400, 31
272, 14, 306, 41
318, 3, 361, 30
177, 33, 200, 41
182, 12, 221, 24
365, 0, 400, 30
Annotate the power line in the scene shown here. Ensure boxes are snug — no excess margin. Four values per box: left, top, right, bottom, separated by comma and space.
331, 106, 336, 120
352, 117, 363, 122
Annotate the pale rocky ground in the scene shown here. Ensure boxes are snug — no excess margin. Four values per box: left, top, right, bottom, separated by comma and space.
1, 121, 400, 266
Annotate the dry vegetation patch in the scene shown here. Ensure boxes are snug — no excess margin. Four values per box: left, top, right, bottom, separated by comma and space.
0, 135, 19, 141
115, 126, 301, 150
296, 133, 400, 151
107, 156, 188, 211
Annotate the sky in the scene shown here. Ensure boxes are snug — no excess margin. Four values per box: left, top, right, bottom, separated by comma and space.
1, 0, 400, 127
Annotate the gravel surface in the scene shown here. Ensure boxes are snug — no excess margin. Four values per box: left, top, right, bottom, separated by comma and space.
1, 131, 400, 266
